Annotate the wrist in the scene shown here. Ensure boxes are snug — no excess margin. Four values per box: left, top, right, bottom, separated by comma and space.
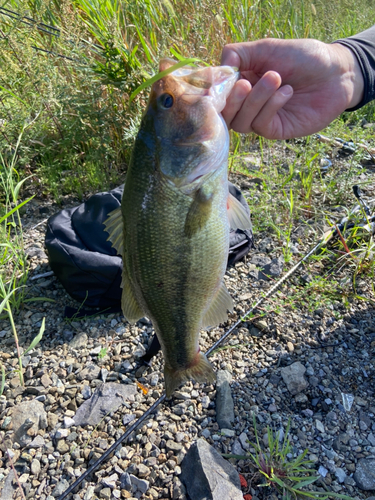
331, 42, 365, 109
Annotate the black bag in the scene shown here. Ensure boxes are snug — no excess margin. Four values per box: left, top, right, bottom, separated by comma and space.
45, 183, 253, 311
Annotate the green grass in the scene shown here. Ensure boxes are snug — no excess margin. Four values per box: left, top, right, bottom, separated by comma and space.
224, 416, 353, 500
0, 0, 374, 198
0, 6, 374, 498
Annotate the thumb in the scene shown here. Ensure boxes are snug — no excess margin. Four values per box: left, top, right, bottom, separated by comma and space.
221, 45, 241, 68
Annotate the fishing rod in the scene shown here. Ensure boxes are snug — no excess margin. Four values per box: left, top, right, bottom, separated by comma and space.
58, 185, 375, 499
315, 133, 375, 158
0, 6, 104, 53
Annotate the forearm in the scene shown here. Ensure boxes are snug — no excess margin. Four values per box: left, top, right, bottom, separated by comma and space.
334, 25, 375, 110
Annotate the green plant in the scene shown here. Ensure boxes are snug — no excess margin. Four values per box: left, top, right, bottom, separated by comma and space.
0, 131, 46, 388
98, 347, 108, 359
224, 416, 352, 500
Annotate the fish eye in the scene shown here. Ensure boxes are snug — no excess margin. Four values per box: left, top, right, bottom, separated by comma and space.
159, 93, 174, 109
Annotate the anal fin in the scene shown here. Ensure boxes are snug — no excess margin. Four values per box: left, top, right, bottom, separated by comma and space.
227, 192, 251, 230
201, 282, 233, 329
121, 266, 144, 324
104, 207, 124, 256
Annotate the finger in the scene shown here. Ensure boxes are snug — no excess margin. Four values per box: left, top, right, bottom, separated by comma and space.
230, 71, 282, 133
221, 45, 241, 68
221, 80, 251, 128
251, 85, 294, 139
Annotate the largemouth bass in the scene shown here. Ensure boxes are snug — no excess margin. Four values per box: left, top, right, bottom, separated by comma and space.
105, 59, 250, 397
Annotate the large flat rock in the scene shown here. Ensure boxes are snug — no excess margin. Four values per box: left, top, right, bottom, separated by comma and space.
74, 382, 137, 426
180, 438, 243, 500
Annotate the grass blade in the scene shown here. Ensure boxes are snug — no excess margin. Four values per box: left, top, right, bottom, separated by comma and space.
0, 196, 35, 224
129, 57, 202, 103
0, 364, 5, 397
23, 317, 45, 356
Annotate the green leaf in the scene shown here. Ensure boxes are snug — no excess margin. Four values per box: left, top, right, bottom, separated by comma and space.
0, 196, 35, 224
133, 21, 154, 65
292, 476, 319, 488
23, 317, 45, 356
0, 364, 5, 397
0, 85, 29, 107
129, 58, 202, 103
0, 288, 19, 315
14, 175, 34, 201
23, 297, 56, 303
221, 453, 249, 460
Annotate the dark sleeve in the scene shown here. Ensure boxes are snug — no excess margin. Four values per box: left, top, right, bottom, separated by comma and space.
334, 25, 375, 111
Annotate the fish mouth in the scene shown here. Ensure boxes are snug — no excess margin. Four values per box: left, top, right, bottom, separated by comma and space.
175, 66, 239, 113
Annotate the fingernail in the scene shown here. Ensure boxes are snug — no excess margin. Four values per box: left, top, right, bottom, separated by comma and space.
279, 85, 293, 97
262, 71, 281, 90
232, 82, 251, 101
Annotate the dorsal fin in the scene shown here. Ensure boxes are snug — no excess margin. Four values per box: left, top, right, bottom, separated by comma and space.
103, 207, 124, 256
227, 192, 251, 231
201, 282, 233, 329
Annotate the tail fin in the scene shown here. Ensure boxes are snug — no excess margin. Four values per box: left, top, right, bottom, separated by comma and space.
164, 352, 216, 397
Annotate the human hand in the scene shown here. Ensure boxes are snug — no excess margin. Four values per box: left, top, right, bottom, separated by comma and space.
221, 38, 364, 139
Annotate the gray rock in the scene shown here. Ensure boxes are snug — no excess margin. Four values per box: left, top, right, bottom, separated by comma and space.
250, 255, 271, 270
69, 332, 88, 349
84, 486, 95, 500
123, 414, 137, 426
201, 395, 210, 409
81, 384, 92, 399
31, 459, 41, 476
77, 364, 101, 381
74, 382, 137, 426
180, 438, 243, 500
10, 400, 47, 444
130, 475, 149, 494
99, 488, 111, 500
102, 473, 118, 489
63, 330, 74, 341
335, 468, 347, 483
216, 370, 234, 429
52, 479, 70, 497
0, 470, 17, 500
26, 246, 47, 259
55, 428, 69, 439
354, 458, 375, 490
120, 472, 132, 491
264, 256, 284, 278
239, 432, 250, 450
231, 439, 245, 456
166, 440, 183, 453
280, 362, 309, 395
368, 433, 375, 447
28, 435, 45, 448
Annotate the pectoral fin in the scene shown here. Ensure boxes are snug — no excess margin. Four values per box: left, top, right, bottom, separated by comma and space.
184, 187, 213, 238
201, 282, 233, 328
227, 192, 251, 230
104, 207, 124, 256
121, 266, 144, 324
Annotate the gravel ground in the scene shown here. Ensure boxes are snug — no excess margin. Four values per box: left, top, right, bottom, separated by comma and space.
0, 172, 374, 500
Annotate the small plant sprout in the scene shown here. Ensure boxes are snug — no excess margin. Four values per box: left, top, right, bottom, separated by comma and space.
98, 347, 108, 359
224, 416, 353, 500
